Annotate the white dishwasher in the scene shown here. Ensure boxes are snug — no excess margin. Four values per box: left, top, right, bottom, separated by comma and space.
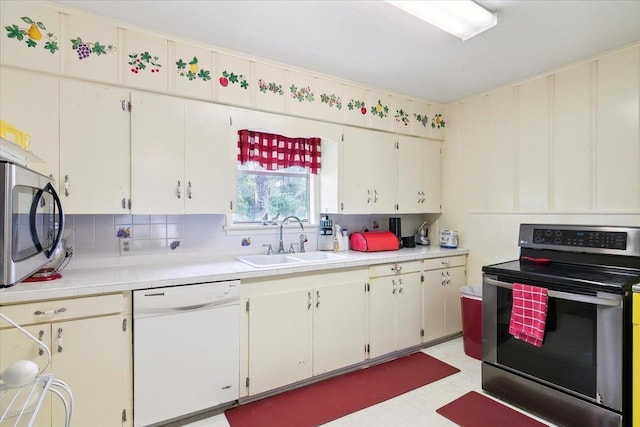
133, 280, 240, 427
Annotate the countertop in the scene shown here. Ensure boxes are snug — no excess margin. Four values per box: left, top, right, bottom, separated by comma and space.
0, 246, 469, 304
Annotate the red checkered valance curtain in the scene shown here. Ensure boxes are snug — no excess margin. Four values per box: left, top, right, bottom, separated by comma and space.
237, 129, 321, 174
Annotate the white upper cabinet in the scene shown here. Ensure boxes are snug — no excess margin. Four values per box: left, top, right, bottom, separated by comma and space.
1, 1, 61, 74
316, 80, 345, 123
174, 42, 214, 100
123, 30, 169, 92
517, 76, 551, 211
595, 46, 640, 211
215, 52, 251, 107
65, 13, 118, 84
397, 136, 441, 214
553, 62, 592, 211
184, 100, 236, 214
131, 91, 185, 214
59, 80, 130, 214
0, 68, 59, 180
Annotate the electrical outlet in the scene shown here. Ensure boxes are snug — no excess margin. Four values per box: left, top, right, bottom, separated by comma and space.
119, 239, 132, 255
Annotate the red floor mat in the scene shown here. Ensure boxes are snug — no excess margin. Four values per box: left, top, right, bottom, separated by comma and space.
437, 391, 549, 427
226, 352, 459, 427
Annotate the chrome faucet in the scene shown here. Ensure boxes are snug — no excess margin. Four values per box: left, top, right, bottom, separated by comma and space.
278, 215, 304, 253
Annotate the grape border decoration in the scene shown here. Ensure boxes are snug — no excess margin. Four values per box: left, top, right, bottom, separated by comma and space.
71, 37, 116, 60
414, 113, 429, 128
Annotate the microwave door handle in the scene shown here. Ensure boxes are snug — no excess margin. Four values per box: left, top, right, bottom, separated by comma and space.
44, 182, 64, 259
28, 188, 45, 252
484, 277, 622, 307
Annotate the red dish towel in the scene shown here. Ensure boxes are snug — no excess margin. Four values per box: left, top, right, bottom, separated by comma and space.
509, 283, 548, 347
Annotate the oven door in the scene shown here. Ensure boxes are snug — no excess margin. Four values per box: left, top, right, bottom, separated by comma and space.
482, 274, 623, 412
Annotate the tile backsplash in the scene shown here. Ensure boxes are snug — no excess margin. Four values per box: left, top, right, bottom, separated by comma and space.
63, 213, 439, 268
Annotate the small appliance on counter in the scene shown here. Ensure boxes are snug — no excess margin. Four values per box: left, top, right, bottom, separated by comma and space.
439, 229, 458, 248
350, 231, 400, 252
318, 214, 334, 251
415, 221, 430, 246
23, 240, 73, 282
389, 217, 401, 240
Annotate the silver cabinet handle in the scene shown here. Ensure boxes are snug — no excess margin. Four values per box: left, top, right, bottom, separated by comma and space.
316, 290, 320, 308
38, 330, 45, 356
392, 279, 397, 294
390, 265, 402, 273
187, 181, 192, 199
307, 291, 312, 310
374, 189, 378, 203
64, 175, 70, 197
446, 272, 451, 285
122, 198, 126, 209
367, 189, 371, 203
399, 278, 404, 293
57, 327, 63, 353
441, 260, 451, 266
177, 181, 182, 199
441, 272, 446, 286
34, 307, 67, 316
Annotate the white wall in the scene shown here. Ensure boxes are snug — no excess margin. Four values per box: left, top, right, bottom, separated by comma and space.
441, 42, 640, 284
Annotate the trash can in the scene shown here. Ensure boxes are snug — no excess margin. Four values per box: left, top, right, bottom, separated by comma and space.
460, 285, 482, 360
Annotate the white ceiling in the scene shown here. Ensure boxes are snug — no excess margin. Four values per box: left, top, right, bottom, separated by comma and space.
53, 0, 640, 103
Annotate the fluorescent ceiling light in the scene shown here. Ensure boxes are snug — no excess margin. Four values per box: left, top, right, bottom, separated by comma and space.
387, 1, 497, 41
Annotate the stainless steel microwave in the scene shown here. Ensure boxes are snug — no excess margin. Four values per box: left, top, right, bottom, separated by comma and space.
1, 161, 64, 287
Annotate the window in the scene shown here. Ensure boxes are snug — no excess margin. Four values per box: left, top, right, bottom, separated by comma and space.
233, 163, 309, 224
232, 129, 320, 225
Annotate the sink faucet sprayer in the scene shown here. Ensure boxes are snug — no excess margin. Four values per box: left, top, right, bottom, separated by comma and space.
278, 216, 306, 254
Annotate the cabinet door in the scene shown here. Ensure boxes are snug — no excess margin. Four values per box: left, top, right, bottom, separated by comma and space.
51, 315, 126, 427
184, 100, 236, 214
369, 132, 398, 214
443, 267, 465, 335
131, 91, 185, 214
397, 136, 423, 213
368, 277, 396, 358
313, 281, 366, 375
0, 326, 52, 427
395, 272, 422, 350
248, 290, 313, 395
0, 68, 59, 180
59, 80, 130, 214
341, 127, 374, 213
422, 269, 446, 342
421, 141, 441, 212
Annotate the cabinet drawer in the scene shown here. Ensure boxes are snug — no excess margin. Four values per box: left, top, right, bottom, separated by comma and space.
369, 261, 422, 278
423, 256, 466, 271
0, 294, 124, 328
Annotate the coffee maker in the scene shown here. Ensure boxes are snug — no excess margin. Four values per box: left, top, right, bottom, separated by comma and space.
318, 214, 334, 251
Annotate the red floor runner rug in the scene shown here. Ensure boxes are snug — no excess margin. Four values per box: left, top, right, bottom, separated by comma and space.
225, 352, 459, 427
436, 391, 549, 427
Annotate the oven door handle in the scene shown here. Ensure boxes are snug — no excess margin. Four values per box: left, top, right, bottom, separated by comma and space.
484, 277, 622, 307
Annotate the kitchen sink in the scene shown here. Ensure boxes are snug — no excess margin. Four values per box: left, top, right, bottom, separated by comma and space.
236, 251, 346, 268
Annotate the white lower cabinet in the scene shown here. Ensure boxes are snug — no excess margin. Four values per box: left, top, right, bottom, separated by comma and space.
0, 294, 132, 427
241, 268, 368, 396
422, 256, 466, 342
368, 261, 422, 359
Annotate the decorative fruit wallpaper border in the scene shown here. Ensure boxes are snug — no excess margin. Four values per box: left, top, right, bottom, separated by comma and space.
4, 13, 445, 130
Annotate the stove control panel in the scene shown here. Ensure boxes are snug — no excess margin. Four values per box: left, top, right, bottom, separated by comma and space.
532, 228, 627, 250
518, 224, 640, 255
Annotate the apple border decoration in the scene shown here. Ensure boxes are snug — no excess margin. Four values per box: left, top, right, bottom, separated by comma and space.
290, 85, 314, 102
348, 99, 367, 115
258, 79, 284, 95
176, 56, 211, 81
370, 99, 389, 119
220, 70, 248, 89
320, 93, 343, 110
395, 109, 409, 126
71, 36, 116, 60
5, 16, 59, 53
